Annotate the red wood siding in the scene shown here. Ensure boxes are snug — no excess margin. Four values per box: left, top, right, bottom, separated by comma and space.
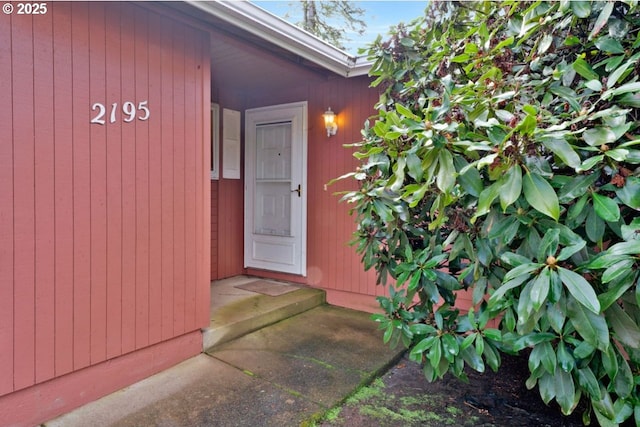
0, 1, 210, 397
211, 181, 219, 278
0, 2, 14, 396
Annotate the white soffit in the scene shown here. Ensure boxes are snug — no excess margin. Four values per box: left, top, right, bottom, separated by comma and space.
183, 0, 373, 78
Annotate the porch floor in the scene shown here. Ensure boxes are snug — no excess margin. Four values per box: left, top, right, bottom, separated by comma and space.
204, 275, 326, 350
46, 276, 404, 427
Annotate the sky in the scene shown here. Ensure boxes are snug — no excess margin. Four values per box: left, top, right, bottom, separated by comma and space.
252, 1, 429, 54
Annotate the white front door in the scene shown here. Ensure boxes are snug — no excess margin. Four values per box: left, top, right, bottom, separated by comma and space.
244, 102, 307, 275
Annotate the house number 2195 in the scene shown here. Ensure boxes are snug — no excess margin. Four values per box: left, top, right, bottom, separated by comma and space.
91, 101, 150, 125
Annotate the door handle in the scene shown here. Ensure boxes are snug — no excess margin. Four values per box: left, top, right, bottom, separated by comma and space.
291, 184, 301, 197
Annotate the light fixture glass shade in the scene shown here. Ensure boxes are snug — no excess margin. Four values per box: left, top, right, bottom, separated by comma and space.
323, 107, 338, 137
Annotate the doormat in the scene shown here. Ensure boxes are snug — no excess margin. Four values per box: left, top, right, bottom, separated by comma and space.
235, 280, 300, 297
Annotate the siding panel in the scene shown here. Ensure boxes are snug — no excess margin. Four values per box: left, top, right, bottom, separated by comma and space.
52, 2, 75, 376
89, 3, 108, 365
147, 12, 163, 346
172, 24, 186, 335
198, 36, 211, 326
119, 7, 137, 355
134, 7, 150, 349
105, 2, 123, 359
0, 10, 14, 396
160, 16, 175, 340
184, 27, 198, 330
210, 182, 219, 280
34, 10, 56, 383
12, 11, 36, 390
71, 1, 92, 370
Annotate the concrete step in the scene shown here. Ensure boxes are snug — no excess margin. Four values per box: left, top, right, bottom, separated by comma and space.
203, 285, 326, 351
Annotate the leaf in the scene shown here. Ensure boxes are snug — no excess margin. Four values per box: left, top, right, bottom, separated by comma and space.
577, 367, 602, 400
595, 36, 625, 54
547, 299, 566, 334
605, 240, 640, 255
605, 303, 640, 348
567, 297, 610, 351
592, 193, 620, 222
558, 173, 599, 203
455, 157, 483, 197
493, 35, 514, 52
538, 33, 554, 55
614, 357, 634, 398
611, 81, 640, 96
574, 341, 596, 359
598, 265, 635, 310
557, 341, 575, 373
396, 103, 421, 121
411, 336, 437, 357
451, 53, 470, 63
608, 58, 638, 89
605, 148, 629, 161
555, 369, 576, 415
619, 93, 640, 108
504, 262, 543, 283
550, 85, 581, 112
538, 372, 556, 404
557, 267, 600, 314
483, 342, 500, 372
390, 156, 406, 191
409, 323, 437, 336
577, 154, 604, 172
583, 127, 616, 146
616, 176, 640, 209
602, 260, 634, 290
495, 109, 515, 123
473, 182, 501, 221
593, 391, 616, 423
573, 57, 599, 81
460, 345, 485, 373
372, 199, 394, 222
516, 114, 537, 135
530, 267, 551, 312
542, 138, 581, 169
529, 341, 557, 374
621, 219, 640, 242
405, 152, 423, 181
585, 79, 602, 92
586, 205, 605, 243
589, 1, 613, 40
500, 251, 533, 267
400, 37, 415, 47
537, 228, 560, 262
499, 165, 522, 211
571, 1, 591, 18
489, 274, 530, 306
601, 345, 619, 381
523, 172, 560, 221
436, 150, 456, 193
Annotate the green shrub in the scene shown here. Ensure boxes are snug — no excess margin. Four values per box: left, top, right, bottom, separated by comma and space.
341, 1, 640, 425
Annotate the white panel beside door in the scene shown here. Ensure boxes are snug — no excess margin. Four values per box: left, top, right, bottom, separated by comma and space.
222, 108, 241, 179
244, 102, 307, 275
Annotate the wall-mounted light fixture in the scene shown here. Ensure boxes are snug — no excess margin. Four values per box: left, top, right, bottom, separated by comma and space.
323, 107, 338, 137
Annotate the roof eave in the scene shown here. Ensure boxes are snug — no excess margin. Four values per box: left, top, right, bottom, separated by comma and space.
183, 0, 373, 78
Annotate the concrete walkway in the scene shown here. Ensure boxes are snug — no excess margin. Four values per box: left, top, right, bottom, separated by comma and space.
46, 304, 404, 427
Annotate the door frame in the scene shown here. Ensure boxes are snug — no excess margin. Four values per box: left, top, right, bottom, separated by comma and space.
244, 101, 308, 276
